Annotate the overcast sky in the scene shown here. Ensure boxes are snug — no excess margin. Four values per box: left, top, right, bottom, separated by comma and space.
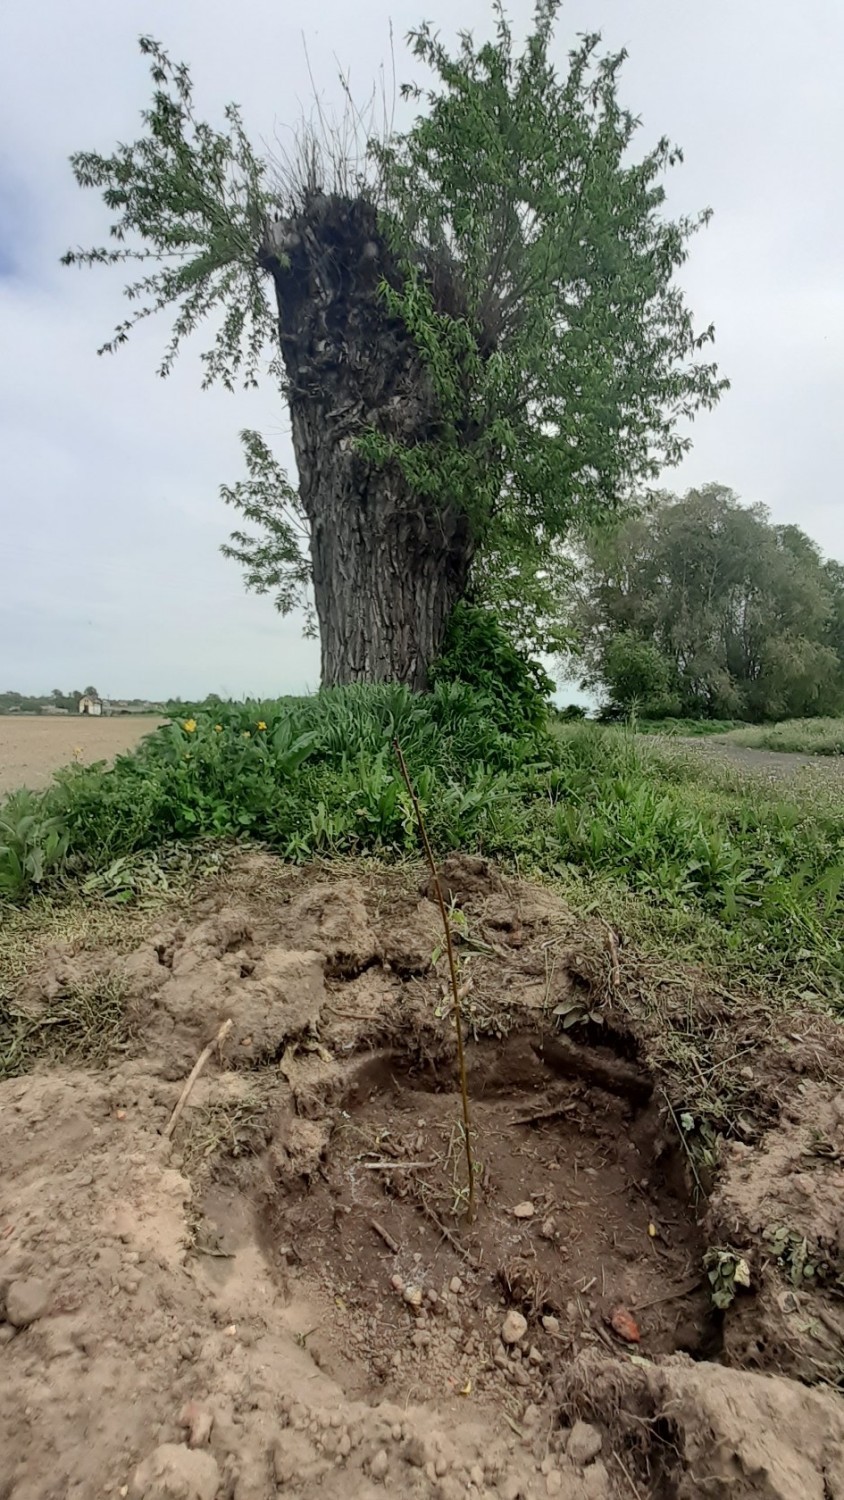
1, 0, 842, 700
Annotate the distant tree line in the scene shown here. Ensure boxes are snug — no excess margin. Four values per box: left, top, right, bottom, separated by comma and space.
0, 687, 100, 715
561, 485, 844, 722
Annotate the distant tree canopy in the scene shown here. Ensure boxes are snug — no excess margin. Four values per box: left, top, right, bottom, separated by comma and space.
562, 485, 844, 721
65, 5, 725, 689
0, 689, 82, 715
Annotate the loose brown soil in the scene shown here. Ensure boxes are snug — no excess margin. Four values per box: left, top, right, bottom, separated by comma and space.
262, 1040, 715, 1392
0, 715, 163, 794
3, 853, 844, 1499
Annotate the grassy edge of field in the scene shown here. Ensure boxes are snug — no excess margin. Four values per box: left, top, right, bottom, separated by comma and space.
636, 714, 844, 756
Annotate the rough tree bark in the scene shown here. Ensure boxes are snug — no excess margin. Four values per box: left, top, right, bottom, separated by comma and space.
262, 194, 476, 690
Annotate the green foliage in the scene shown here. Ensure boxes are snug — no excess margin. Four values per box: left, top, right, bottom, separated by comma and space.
763, 1225, 841, 1291
62, 37, 275, 390
564, 485, 844, 721
219, 430, 314, 628
430, 602, 553, 731
0, 791, 70, 897
704, 1247, 751, 1310
634, 717, 741, 738
372, 6, 726, 551
600, 636, 678, 719
66, 12, 725, 667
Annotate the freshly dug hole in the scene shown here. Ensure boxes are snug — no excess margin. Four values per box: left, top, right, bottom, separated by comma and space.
260, 1035, 717, 1398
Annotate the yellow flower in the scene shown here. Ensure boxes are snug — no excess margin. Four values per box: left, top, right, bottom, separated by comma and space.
256, 720, 267, 731
214, 724, 223, 733
242, 730, 251, 739
183, 718, 197, 733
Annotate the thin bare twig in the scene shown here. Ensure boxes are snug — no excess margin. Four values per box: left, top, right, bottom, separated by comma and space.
164, 1018, 232, 1140
370, 1219, 400, 1254
394, 739, 477, 1221
603, 922, 621, 990
613, 1451, 645, 1499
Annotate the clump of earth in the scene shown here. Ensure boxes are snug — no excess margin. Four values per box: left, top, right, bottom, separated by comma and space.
3, 852, 844, 1499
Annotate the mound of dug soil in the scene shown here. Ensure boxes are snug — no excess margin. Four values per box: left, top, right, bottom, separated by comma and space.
3, 854, 844, 1499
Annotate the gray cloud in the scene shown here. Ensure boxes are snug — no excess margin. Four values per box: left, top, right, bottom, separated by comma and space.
1, 0, 841, 698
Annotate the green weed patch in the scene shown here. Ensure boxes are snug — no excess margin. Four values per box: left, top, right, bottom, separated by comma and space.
2, 688, 842, 1001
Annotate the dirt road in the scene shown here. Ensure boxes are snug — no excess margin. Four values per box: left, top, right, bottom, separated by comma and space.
659, 734, 844, 787
0, 715, 164, 795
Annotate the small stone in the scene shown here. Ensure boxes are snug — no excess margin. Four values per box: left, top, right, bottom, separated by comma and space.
338, 1432, 351, 1457
412, 1330, 431, 1349
130, 1444, 219, 1500
390, 1274, 405, 1292
178, 1401, 214, 1449
512, 1201, 535, 1219
5, 1278, 49, 1328
273, 1438, 296, 1484
545, 1472, 563, 1496
403, 1437, 427, 1468
522, 1404, 541, 1427
403, 1285, 423, 1309
567, 1421, 602, 1467
541, 1315, 560, 1334
501, 1311, 528, 1345
499, 1480, 523, 1500
436, 1456, 449, 1476
582, 1460, 611, 1499
469, 1464, 484, 1486
528, 1345, 543, 1365
426, 1288, 439, 1305
450, 1277, 463, 1295
392, 1425, 403, 1442
370, 1449, 389, 1481
540, 1217, 556, 1240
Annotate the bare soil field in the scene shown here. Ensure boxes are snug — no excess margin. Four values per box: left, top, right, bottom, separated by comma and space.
0, 715, 164, 795
4, 852, 844, 1498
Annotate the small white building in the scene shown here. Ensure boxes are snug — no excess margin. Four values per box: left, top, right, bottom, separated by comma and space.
78, 695, 103, 716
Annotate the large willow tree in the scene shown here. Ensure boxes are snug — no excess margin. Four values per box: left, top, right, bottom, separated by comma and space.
64, 4, 726, 688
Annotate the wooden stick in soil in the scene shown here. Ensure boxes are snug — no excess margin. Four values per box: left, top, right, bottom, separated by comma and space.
393, 739, 477, 1222
164, 1018, 233, 1140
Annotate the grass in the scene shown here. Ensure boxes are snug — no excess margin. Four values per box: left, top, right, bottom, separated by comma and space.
1, 685, 843, 1011
633, 717, 742, 738
718, 717, 844, 757
0, 972, 133, 1080
633, 713, 844, 756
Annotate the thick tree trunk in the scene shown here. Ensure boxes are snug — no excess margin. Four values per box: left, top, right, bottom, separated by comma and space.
262, 194, 476, 689
301, 430, 473, 689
